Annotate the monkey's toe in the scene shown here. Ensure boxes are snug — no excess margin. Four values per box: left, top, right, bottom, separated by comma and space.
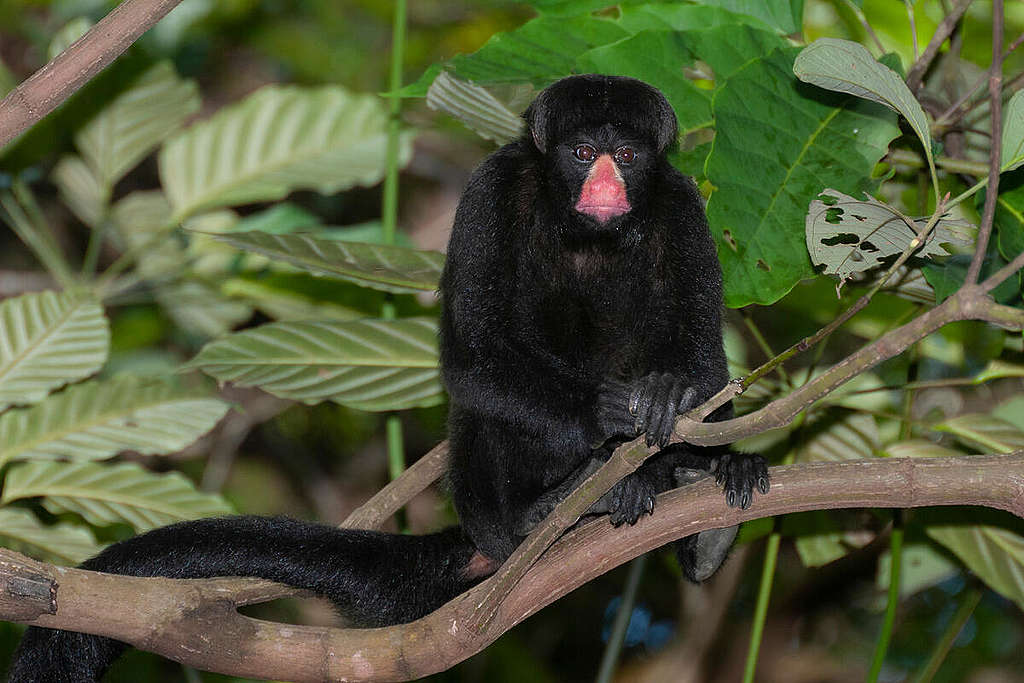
601, 472, 657, 527
713, 452, 769, 510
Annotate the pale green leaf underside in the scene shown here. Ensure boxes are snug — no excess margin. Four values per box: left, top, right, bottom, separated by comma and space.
794, 38, 932, 166
0, 507, 101, 564
427, 72, 524, 145
0, 290, 110, 412
2, 461, 232, 532
207, 230, 445, 294
0, 376, 228, 467
1001, 90, 1024, 172
928, 522, 1024, 611
160, 85, 411, 222
187, 318, 444, 411
76, 61, 200, 190
52, 155, 107, 228
796, 412, 879, 462
935, 414, 1024, 453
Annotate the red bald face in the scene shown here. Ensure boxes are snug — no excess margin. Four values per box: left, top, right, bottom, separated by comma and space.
575, 154, 631, 222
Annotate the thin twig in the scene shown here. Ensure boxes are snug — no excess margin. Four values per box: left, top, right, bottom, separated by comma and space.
965, 0, 1004, 284
905, 0, 973, 94
936, 32, 1024, 126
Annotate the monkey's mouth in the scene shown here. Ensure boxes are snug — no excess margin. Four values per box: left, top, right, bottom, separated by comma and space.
575, 203, 630, 223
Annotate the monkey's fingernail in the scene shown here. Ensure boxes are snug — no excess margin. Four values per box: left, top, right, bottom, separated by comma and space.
759, 477, 770, 494
741, 493, 751, 509
726, 491, 736, 507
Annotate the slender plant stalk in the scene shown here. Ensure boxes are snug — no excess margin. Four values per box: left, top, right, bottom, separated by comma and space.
911, 586, 983, 683
866, 515, 904, 683
381, 0, 408, 484
595, 554, 648, 683
1, 185, 75, 288
742, 525, 780, 683
842, 0, 886, 55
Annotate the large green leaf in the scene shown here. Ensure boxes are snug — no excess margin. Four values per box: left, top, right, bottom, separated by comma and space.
0, 290, 109, 411
615, 4, 780, 32
186, 318, 444, 411
699, 0, 804, 34
706, 48, 901, 306
403, 15, 629, 96
205, 231, 445, 294
928, 512, 1024, 611
76, 61, 200, 191
0, 507, 101, 564
51, 155, 106, 227
2, 461, 232, 532
796, 410, 879, 462
0, 376, 228, 468
426, 72, 525, 145
159, 85, 410, 222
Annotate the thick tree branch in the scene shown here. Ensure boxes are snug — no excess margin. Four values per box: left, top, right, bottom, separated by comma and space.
0, 0, 184, 149
2, 455, 1021, 682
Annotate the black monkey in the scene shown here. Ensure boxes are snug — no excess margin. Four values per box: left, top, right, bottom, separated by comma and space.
7, 75, 768, 683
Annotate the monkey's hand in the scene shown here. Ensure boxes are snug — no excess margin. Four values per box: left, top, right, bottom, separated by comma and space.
593, 372, 697, 448
710, 452, 770, 510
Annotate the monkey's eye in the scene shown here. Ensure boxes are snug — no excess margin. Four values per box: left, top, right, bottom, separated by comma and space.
573, 144, 597, 162
614, 146, 637, 165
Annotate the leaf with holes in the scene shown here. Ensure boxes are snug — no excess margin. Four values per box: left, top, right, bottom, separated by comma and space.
186, 318, 444, 411
806, 189, 973, 292
2, 461, 232, 532
205, 231, 445, 294
159, 85, 410, 222
0, 507, 101, 564
0, 290, 109, 411
934, 414, 1024, 453
0, 376, 228, 468
706, 48, 900, 306
76, 61, 199, 191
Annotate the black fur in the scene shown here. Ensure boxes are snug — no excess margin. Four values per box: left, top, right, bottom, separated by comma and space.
7, 74, 767, 682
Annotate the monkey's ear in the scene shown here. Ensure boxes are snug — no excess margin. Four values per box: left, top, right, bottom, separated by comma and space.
524, 96, 549, 154
651, 95, 678, 154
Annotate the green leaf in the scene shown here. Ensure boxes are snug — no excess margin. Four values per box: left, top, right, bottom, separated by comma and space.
205, 231, 445, 294
51, 155, 107, 228
0, 507, 101, 564
403, 16, 629, 96
0, 376, 229, 468
76, 62, 199, 191
923, 251, 1021, 306
155, 280, 253, 339
1002, 90, 1024, 172
786, 510, 852, 567
934, 414, 1024, 453
695, 0, 804, 34
426, 72, 525, 145
928, 512, 1024, 611
707, 48, 901, 306
616, 4, 779, 33
796, 410, 879, 462
159, 85, 410, 222
0, 290, 110, 411
794, 38, 933, 171
186, 318, 444, 411
877, 543, 958, 599
2, 461, 232, 532
974, 360, 1024, 384
805, 189, 973, 291
995, 170, 1024, 268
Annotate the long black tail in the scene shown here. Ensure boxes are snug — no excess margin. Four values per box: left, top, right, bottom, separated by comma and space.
7, 516, 479, 683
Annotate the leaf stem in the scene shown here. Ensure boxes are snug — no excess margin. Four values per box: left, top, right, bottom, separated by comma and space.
0, 184, 75, 289
911, 585, 983, 683
742, 525, 780, 683
867, 516, 904, 682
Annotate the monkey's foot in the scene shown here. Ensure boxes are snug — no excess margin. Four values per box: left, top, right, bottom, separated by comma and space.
711, 452, 770, 510
598, 470, 657, 526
